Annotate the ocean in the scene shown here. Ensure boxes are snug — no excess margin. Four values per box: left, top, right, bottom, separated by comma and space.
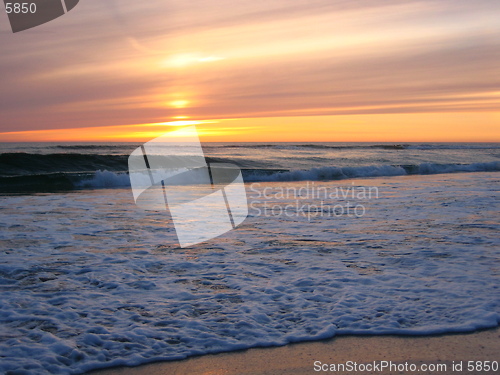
0, 142, 499, 374
0, 142, 499, 192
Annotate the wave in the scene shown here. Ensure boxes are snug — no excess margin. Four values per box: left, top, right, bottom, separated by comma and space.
0, 153, 129, 177
205, 144, 410, 150
1, 162, 498, 193
76, 170, 131, 189
245, 161, 500, 182
53, 144, 138, 150
205, 143, 499, 151
0, 153, 254, 177
0, 171, 132, 193
294, 144, 409, 150
405, 144, 500, 150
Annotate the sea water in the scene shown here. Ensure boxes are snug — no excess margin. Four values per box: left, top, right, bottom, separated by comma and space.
0, 143, 498, 374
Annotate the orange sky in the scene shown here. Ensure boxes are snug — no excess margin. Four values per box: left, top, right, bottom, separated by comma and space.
0, 0, 499, 142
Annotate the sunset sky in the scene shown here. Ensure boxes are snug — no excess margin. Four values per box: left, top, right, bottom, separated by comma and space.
0, 0, 499, 142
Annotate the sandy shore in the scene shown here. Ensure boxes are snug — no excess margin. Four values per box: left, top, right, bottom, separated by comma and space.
88, 327, 499, 375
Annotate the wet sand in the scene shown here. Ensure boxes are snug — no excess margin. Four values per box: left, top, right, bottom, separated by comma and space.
88, 327, 499, 375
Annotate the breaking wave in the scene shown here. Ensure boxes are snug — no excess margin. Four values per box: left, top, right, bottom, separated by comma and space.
1, 161, 498, 193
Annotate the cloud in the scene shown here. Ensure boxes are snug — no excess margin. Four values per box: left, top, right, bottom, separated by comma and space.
0, 0, 499, 133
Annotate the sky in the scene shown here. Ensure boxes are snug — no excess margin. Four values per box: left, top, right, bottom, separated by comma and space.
0, 0, 499, 142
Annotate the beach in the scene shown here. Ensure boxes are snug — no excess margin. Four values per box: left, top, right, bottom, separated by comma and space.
2, 0, 499, 372
89, 327, 500, 374
0, 143, 499, 374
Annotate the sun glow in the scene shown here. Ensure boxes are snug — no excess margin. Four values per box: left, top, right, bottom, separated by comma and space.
2, 111, 497, 143
0, 120, 217, 142
168, 100, 189, 108
151, 120, 203, 127
161, 54, 225, 68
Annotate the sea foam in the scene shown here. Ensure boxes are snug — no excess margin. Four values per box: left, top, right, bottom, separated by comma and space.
76, 161, 500, 190
0, 172, 498, 374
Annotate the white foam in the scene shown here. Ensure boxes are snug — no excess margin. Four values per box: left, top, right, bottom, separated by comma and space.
0, 172, 498, 373
77, 170, 131, 189
72, 162, 500, 192
245, 162, 500, 182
